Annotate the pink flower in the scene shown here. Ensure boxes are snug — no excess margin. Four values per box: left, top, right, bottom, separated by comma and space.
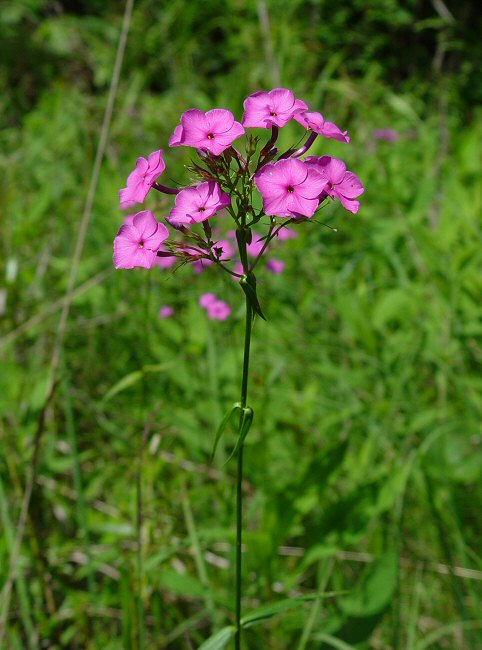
119, 150, 166, 209
246, 235, 265, 258
199, 293, 231, 320
305, 156, 364, 214
168, 182, 231, 226
159, 305, 174, 318
193, 260, 210, 273
169, 124, 183, 146
169, 109, 245, 156
227, 230, 264, 257
275, 226, 298, 241
123, 214, 136, 226
211, 239, 234, 260
295, 111, 350, 143
266, 259, 285, 274
232, 262, 244, 277
242, 88, 308, 128
254, 158, 327, 218
199, 293, 217, 308
113, 210, 169, 269
207, 300, 231, 321
373, 128, 399, 142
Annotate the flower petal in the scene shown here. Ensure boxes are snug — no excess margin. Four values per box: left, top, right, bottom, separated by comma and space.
294, 112, 310, 128
337, 171, 364, 198
205, 108, 235, 134
297, 168, 327, 199
261, 190, 295, 217
320, 121, 350, 143
145, 222, 169, 251
133, 210, 159, 239
135, 157, 148, 174
326, 157, 347, 184
286, 192, 319, 218
336, 194, 360, 214
180, 109, 208, 142
169, 124, 184, 147
268, 88, 295, 113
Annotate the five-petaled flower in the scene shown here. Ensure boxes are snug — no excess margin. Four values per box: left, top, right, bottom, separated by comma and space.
119, 150, 166, 209
169, 109, 245, 156
242, 88, 307, 128
254, 158, 327, 218
168, 182, 231, 226
305, 156, 365, 214
295, 111, 350, 143
114, 210, 169, 269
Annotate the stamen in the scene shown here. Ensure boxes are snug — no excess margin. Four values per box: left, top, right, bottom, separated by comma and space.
287, 186, 294, 193
207, 133, 214, 139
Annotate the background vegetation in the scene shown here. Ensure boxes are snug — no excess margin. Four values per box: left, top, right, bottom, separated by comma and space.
1, 0, 481, 648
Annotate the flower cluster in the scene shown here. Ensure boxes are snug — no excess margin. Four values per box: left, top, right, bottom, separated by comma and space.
114, 88, 364, 316
199, 293, 232, 321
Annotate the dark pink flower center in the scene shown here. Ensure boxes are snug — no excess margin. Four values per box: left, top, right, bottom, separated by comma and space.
207, 133, 214, 139
198, 206, 206, 212
287, 185, 294, 194
139, 240, 144, 248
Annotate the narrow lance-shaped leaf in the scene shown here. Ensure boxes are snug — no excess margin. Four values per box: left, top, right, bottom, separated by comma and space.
197, 626, 236, 650
211, 403, 241, 462
241, 592, 346, 629
224, 406, 254, 466
240, 274, 266, 320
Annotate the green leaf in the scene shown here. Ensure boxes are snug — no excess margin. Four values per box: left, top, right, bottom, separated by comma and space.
103, 362, 175, 400
241, 593, 343, 629
211, 402, 241, 461
158, 568, 206, 599
240, 274, 266, 320
341, 548, 398, 617
224, 406, 254, 465
311, 633, 357, 650
103, 370, 143, 401
415, 620, 482, 650
197, 626, 236, 649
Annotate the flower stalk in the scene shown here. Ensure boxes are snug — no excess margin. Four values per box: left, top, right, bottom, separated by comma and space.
235, 293, 252, 649
112, 87, 365, 647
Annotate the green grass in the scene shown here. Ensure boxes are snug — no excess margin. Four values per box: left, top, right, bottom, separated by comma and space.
1, 1, 482, 648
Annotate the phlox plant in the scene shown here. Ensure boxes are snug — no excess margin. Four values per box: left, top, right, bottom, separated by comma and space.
113, 87, 364, 649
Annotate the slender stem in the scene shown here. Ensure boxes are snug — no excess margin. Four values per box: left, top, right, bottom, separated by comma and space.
250, 218, 292, 271
278, 131, 318, 160
240, 298, 252, 409
289, 131, 318, 158
259, 125, 279, 157
231, 146, 247, 169
152, 182, 180, 195
235, 295, 252, 649
212, 258, 244, 278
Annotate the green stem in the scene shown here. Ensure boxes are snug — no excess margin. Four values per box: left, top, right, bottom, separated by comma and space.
136, 431, 145, 650
235, 295, 253, 649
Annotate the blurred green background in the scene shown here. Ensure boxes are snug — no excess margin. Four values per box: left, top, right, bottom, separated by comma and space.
1, 0, 481, 648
